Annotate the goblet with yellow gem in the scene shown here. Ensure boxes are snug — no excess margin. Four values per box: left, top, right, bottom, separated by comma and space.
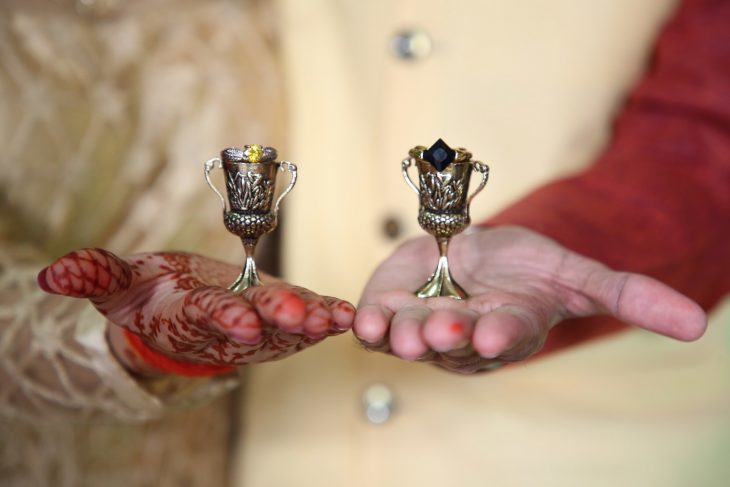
402, 139, 489, 299
204, 145, 297, 292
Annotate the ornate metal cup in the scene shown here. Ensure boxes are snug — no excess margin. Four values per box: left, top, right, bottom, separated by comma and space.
402, 139, 489, 299
204, 145, 297, 292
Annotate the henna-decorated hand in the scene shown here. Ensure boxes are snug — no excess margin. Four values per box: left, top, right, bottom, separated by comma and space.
354, 226, 707, 374
38, 249, 354, 375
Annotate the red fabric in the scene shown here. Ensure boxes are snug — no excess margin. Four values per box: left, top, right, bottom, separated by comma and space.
487, 0, 730, 355
123, 329, 235, 377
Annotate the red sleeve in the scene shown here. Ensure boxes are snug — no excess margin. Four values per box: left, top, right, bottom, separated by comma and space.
487, 0, 730, 355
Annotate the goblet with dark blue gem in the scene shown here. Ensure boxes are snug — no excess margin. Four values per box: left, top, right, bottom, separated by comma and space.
402, 139, 489, 299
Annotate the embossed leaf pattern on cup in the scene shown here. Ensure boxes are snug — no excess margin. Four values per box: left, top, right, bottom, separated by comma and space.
227, 172, 275, 211
419, 172, 465, 211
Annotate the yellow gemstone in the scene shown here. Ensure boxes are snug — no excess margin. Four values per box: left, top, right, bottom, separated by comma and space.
247, 144, 264, 163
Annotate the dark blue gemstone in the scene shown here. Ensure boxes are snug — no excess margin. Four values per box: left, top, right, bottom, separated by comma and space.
423, 138, 456, 171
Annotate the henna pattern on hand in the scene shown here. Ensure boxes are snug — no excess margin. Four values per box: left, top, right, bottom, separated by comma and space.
37, 248, 132, 298
39, 249, 355, 368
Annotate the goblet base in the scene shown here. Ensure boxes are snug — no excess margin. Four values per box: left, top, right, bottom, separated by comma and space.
415, 253, 467, 299
229, 268, 262, 293
228, 243, 262, 293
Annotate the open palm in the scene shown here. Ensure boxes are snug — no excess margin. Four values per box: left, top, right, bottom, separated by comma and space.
354, 226, 706, 374
39, 249, 354, 370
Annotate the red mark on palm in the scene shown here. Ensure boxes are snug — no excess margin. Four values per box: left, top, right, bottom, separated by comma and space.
449, 323, 464, 335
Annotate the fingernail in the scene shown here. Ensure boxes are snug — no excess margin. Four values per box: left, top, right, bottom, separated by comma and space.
358, 335, 381, 345
37, 268, 54, 293
453, 339, 470, 349
228, 331, 261, 345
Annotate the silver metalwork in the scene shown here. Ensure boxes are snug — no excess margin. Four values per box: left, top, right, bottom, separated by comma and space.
402, 144, 489, 299
204, 145, 297, 292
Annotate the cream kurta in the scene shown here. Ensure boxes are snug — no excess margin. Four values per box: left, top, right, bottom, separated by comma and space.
236, 1, 730, 486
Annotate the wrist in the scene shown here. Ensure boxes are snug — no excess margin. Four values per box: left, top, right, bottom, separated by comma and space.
101, 322, 239, 412
106, 324, 168, 378
115, 327, 236, 377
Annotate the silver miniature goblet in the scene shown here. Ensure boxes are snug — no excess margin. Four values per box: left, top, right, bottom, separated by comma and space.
402, 139, 489, 299
204, 145, 297, 292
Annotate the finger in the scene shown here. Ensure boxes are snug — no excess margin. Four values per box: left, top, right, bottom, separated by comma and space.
302, 301, 333, 338
353, 304, 393, 344
323, 296, 356, 331
472, 305, 546, 361
389, 306, 432, 360
290, 287, 335, 338
585, 270, 707, 341
184, 286, 262, 344
37, 248, 132, 299
422, 308, 478, 353
245, 284, 308, 332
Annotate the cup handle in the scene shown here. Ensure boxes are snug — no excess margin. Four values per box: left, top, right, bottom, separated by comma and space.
204, 157, 228, 212
274, 161, 298, 214
467, 161, 490, 206
402, 158, 420, 196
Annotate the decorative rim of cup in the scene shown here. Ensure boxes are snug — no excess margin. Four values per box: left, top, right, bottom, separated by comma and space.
222, 145, 278, 164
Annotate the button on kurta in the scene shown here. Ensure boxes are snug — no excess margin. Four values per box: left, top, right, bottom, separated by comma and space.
362, 383, 395, 424
382, 216, 402, 240
391, 30, 432, 60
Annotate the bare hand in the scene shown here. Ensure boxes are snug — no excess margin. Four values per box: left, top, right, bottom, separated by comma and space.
354, 226, 706, 374
38, 249, 355, 372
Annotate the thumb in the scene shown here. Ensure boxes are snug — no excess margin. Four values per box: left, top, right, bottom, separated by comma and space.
584, 270, 707, 342
38, 248, 133, 300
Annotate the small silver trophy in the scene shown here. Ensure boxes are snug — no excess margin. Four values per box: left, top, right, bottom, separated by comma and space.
204, 145, 297, 292
402, 139, 489, 299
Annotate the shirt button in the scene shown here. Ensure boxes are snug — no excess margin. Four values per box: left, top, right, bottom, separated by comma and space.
391, 30, 432, 61
382, 216, 402, 240
75, 0, 120, 16
362, 383, 395, 424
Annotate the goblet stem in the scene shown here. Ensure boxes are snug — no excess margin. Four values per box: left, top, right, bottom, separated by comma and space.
229, 239, 262, 293
415, 237, 468, 299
